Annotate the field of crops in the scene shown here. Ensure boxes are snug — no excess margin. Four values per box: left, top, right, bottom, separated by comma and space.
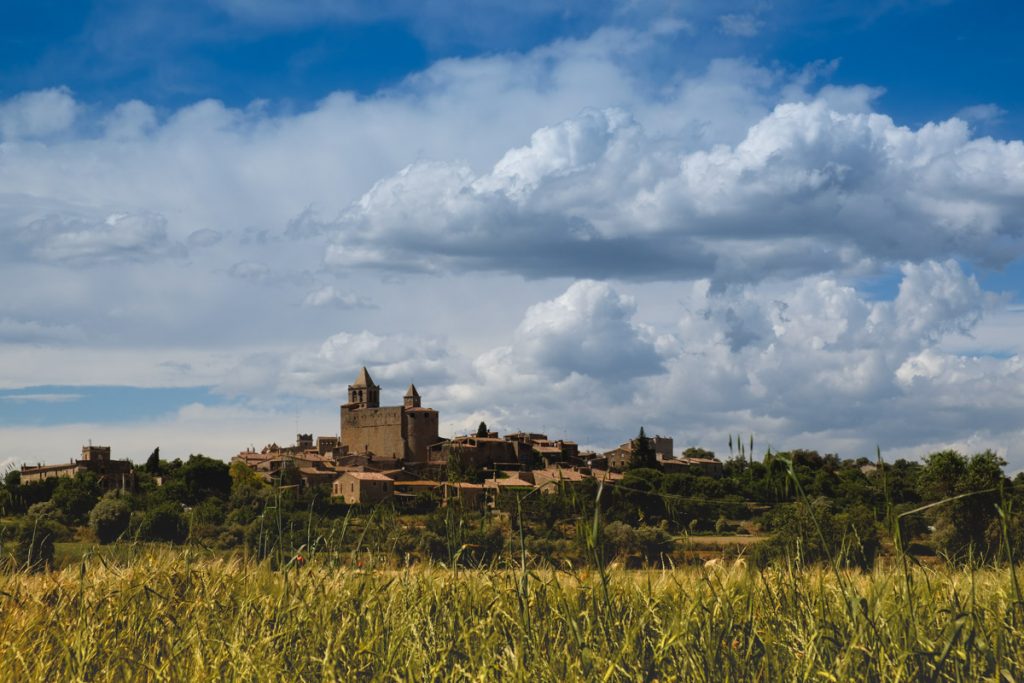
0, 549, 1022, 681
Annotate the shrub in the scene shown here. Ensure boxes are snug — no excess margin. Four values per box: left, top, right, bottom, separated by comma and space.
138, 502, 189, 544
635, 523, 675, 564
89, 495, 132, 544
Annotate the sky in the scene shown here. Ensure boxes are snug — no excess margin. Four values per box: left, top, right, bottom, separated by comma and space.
2, 0, 1024, 469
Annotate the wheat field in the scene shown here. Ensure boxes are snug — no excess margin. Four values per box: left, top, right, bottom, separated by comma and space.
1, 548, 1023, 681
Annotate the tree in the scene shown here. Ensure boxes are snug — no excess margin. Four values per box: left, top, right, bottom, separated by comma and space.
630, 427, 657, 470
918, 450, 967, 501
89, 494, 131, 544
228, 460, 269, 524
138, 502, 189, 544
51, 472, 102, 525
179, 454, 231, 504
145, 447, 161, 474
918, 449, 1006, 561
476, 421, 489, 438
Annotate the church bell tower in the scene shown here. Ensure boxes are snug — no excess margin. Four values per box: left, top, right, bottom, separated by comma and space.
347, 366, 380, 408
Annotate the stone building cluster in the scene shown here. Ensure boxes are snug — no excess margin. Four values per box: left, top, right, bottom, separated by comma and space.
19, 445, 136, 491
15, 367, 724, 507
228, 367, 723, 506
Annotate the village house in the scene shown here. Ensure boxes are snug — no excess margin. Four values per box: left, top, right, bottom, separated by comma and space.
602, 435, 675, 472
332, 471, 395, 505
443, 482, 486, 508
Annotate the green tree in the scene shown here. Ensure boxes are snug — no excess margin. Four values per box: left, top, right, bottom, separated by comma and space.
179, 454, 231, 504
227, 460, 269, 524
630, 427, 657, 470
145, 447, 161, 474
476, 421, 489, 438
917, 450, 967, 501
51, 472, 102, 525
916, 449, 1005, 561
89, 494, 131, 544
138, 502, 189, 544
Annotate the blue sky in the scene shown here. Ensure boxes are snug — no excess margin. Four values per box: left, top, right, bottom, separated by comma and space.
3, 0, 1022, 132
2, 0, 1024, 468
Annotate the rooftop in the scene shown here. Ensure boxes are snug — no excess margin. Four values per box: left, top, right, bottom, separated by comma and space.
350, 366, 377, 389
343, 471, 394, 482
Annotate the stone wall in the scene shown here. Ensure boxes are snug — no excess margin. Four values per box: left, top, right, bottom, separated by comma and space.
340, 405, 406, 459
404, 409, 439, 463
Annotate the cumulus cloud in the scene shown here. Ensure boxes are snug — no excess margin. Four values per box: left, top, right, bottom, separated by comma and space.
476, 280, 663, 383
324, 102, 1024, 284
2, 24, 1023, 465
0, 87, 78, 140
440, 262, 1022, 458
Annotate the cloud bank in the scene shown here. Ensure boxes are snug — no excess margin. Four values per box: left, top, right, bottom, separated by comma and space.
1, 25, 1023, 466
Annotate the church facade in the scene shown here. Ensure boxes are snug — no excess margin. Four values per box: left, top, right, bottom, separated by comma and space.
339, 367, 439, 463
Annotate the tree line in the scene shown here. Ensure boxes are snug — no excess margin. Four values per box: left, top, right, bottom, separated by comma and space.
2, 442, 1024, 571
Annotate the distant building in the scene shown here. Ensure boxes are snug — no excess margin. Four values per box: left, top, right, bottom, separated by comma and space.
430, 435, 518, 467
332, 471, 394, 505
340, 368, 440, 463
677, 457, 724, 478
19, 445, 135, 491
603, 434, 674, 471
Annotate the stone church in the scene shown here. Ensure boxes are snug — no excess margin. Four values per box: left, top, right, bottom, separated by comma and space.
339, 367, 440, 463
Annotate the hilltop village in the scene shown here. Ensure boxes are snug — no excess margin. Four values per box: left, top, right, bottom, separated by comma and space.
228, 368, 722, 505
8, 365, 1022, 573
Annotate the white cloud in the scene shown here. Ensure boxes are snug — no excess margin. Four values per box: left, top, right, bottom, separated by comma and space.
324, 101, 1024, 284
215, 330, 455, 401
956, 103, 1006, 125
12, 212, 184, 264
0, 87, 78, 140
2, 25, 1024, 467
477, 280, 663, 382
431, 262, 1024, 461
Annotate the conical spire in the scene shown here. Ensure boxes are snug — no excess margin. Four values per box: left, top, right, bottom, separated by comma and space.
404, 382, 421, 408
351, 366, 376, 388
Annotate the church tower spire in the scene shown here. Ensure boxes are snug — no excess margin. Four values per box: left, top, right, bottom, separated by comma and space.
404, 383, 421, 409
347, 367, 380, 408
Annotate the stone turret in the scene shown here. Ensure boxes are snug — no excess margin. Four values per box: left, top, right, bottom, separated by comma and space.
404, 383, 421, 409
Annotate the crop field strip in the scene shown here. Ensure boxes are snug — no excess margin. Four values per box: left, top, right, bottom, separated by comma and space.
1, 548, 1024, 681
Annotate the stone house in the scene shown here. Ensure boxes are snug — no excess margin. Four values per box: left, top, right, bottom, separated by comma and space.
333, 471, 394, 505
19, 445, 135, 491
